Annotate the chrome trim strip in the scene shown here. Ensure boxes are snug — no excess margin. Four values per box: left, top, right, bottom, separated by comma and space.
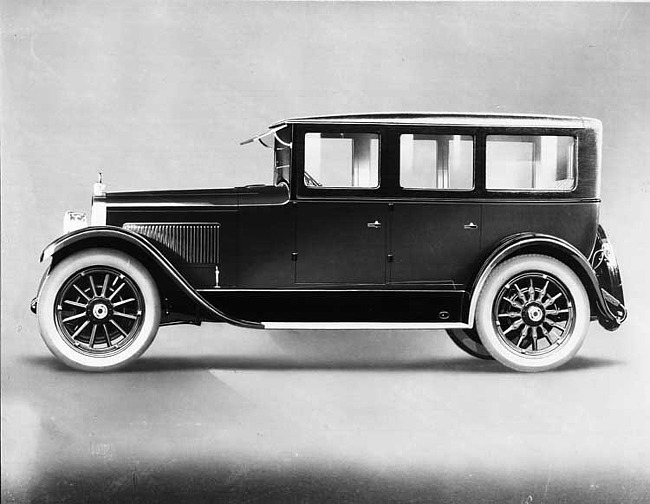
290, 119, 584, 129
197, 288, 461, 293
293, 197, 600, 205
270, 112, 587, 129
106, 200, 291, 208
122, 222, 222, 226
262, 322, 470, 330
107, 202, 229, 208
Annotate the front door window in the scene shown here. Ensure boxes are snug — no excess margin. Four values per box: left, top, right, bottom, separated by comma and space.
304, 132, 379, 188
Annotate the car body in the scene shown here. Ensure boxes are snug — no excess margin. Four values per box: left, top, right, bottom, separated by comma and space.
32, 113, 627, 372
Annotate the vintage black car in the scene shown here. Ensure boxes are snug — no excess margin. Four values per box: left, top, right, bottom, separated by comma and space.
32, 113, 627, 372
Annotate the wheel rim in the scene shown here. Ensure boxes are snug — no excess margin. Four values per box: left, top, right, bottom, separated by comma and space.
54, 267, 145, 357
492, 271, 576, 357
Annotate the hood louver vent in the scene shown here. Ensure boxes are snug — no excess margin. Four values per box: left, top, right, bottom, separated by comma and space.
123, 223, 220, 264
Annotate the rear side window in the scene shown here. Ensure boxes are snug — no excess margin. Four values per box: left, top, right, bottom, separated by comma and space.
486, 135, 576, 191
304, 133, 379, 189
400, 134, 474, 190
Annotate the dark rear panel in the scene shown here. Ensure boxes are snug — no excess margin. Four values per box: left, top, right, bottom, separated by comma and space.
481, 201, 599, 258
476, 125, 601, 258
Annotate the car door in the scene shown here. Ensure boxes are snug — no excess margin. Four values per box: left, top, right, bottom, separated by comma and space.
389, 131, 481, 287
295, 201, 387, 284
390, 202, 480, 286
294, 129, 388, 285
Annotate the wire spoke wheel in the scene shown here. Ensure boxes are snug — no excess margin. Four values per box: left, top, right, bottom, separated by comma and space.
54, 266, 145, 357
38, 249, 160, 371
475, 254, 590, 372
493, 272, 575, 357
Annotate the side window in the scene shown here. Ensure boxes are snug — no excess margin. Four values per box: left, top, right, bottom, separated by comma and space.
400, 134, 474, 190
486, 135, 576, 191
304, 133, 379, 188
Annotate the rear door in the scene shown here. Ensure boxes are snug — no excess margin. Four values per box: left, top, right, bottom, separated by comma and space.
390, 203, 480, 286
389, 131, 481, 287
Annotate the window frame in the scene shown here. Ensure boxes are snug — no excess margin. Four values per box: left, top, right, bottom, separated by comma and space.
390, 127, 479, 198
398, 132, 476, 192
294, 125, 387, 199
484, 131, 580, 194
303, 131, 381, 190
290, 124, 586, 201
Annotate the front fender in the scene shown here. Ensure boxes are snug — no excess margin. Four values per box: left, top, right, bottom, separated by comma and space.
39, 226, 263, 329
468, 233, 626, 331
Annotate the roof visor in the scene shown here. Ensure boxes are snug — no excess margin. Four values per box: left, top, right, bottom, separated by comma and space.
240, 125, 291, 148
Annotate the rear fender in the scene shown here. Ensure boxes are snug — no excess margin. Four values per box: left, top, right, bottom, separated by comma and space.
39, 226, 263, 329
468, 233, 626, 331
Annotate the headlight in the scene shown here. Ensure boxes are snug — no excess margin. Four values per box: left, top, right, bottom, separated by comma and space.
63, 211, 88, 234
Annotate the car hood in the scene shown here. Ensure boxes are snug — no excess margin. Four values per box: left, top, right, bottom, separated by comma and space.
105, 184, 289, 208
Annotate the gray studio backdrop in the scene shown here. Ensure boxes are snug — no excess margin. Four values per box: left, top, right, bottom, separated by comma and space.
2, 0, 650, 495
4, 0, 649, 345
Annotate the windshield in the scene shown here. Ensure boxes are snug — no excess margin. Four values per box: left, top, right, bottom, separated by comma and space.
241, 126, 292, 187
274, 126, 291, 187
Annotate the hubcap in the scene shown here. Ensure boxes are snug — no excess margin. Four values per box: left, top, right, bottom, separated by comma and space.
54, 267, 144, 356
93, 303, 108, 320
522, 303, 545, 326
493, 272, 575, 356
87, 298, 113, 323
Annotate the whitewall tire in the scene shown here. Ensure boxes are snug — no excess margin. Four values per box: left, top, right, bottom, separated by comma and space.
475, 254, 590, 372
37, 248, 161, 371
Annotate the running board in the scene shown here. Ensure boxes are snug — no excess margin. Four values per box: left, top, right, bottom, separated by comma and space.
262, 322, 471, 330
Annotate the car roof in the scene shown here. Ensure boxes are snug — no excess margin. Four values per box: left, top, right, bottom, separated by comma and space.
269, 112, 599, 130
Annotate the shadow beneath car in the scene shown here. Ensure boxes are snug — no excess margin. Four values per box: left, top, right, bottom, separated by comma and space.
24, 354, 622, 374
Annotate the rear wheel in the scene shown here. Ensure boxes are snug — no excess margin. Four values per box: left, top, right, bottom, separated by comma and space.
37, 249, 161, 371
475, 254, 590, 372
446, 328, 493, 360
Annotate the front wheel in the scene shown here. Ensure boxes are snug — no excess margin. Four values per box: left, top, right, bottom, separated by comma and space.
37, 248, 161, 371
475, 255, 590, 372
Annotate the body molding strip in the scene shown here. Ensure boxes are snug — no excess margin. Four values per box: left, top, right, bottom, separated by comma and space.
263, 322, 470, 330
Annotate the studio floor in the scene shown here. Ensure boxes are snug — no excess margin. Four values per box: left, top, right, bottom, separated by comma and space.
2, 317, 649, 503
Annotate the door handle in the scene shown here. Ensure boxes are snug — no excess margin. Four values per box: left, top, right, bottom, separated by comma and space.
367, 220, 382, 229
463, 222, 478, 230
